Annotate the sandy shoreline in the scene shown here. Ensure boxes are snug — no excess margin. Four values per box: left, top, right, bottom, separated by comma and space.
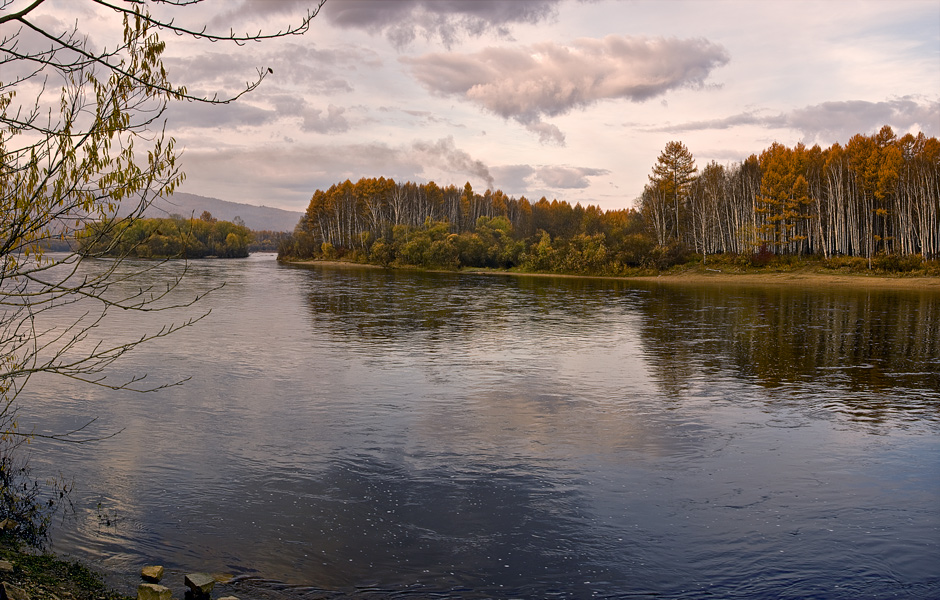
623, 270, 940, 290
287, 259, 940, 290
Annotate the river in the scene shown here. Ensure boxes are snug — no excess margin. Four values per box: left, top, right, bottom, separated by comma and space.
18, 253, 940, 599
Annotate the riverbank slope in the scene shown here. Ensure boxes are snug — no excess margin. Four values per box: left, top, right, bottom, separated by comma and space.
288, 259, 940, 291
0, 542, 131, 600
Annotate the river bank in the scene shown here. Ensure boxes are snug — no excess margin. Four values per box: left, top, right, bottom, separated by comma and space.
617, 268, 940, 289
288, 259, 940, 290
0, 542, 131, 600
16, 255, 940, 599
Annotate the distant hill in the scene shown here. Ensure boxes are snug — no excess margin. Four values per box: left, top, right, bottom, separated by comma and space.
139, 192, 304, 232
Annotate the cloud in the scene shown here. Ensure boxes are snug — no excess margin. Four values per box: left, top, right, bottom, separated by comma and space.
403, 35, 729, 144
163, 99, 278, 129
652, 97, 940, 143
786, 98, 939, 140
534, 166, 609, 189
178, 143, 414, 210
411, 137, 495, 189
489, 164, 609, 194
162, 92, 351, 134
268, 93, 307, 116
322, 0, 562, 48
301, 104, 350, 133
491, 165, 536, 193
207, 0, 324, 30
177, 138, 500, 209
178, 139, 612, 211
163, 43, 375, 98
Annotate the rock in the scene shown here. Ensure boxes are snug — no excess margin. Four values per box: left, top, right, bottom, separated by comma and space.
0, 582, 29, 600
218, 597, 240, 600
0, 558, 13, 572
141, 565, 164, 582
137, 584, 172, 600
0, 519, 16, 531
184, 572, 215, 596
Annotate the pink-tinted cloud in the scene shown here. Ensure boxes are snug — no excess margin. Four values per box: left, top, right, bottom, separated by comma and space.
403, 36, 729, 144
650, 97, 940, 143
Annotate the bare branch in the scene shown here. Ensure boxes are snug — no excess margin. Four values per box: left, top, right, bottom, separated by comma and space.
1, 0, 321, 485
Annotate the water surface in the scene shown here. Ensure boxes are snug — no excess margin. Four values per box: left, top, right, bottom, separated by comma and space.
20, 255, 940, 599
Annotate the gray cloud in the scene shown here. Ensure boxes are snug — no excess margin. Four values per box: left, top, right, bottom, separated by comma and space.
179, 142, 415, 210
403, 36, 729, 144
207, 0, 323, 30
411, 137, 495, 189
176, 139, 615, 210
163, 99, 278, 129
162, 89, 353, 134
489, 164, 608, 194
270, 43, 382, 86
535, 166, 609, 189
491, 164, 536, 194
268, 93, 307, 116
179, 137, 501, 209
389, 108, 468, 129
787, 99, 939, 140
163, 43, 373, 99
652, 97, 940, 142
301, 104, 350, 133
323, 0, 562, 48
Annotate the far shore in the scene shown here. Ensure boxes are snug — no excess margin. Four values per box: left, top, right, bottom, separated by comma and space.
286, 259, 940, 291
622, 270, 940, 290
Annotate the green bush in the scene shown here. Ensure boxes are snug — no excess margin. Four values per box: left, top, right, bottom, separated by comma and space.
648, 242, 691, 270
874, 253, 924, 272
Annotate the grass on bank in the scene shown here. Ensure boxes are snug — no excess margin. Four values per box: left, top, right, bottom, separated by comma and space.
658, 252, 940, 277
0, 539, 132, 600
286, 251, 940, 279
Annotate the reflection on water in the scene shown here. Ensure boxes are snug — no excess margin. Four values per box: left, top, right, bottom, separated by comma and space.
636, 283, 940, 424
18, 257, 940, 599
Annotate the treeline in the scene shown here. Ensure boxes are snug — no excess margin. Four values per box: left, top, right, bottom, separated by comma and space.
80, 212, 251, 258
249, 230, 293, 253
278, 178, 658, 273
641, 126, 939, 261
278, 126, 939, 272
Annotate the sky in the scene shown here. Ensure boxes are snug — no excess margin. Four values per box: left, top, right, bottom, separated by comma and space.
24, 0, 940, 212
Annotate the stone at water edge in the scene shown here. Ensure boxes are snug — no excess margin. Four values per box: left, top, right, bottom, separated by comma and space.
141, 565, 165, 582
184, 572, 215, 595
0, 559, 13, 573
137, 583, 172, 600
0, 582, 30, 600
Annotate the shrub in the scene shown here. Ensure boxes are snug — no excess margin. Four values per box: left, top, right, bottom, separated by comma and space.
320, 242, 337, 260
750, 244, 774, 267
369, 239, 393, 266
0, 431, 69, 548
647, 242, 691, 270
822, 256, 862, 271
874, 253, 924, 272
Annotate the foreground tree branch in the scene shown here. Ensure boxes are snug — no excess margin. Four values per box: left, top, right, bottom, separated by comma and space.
1, 0, 324, 544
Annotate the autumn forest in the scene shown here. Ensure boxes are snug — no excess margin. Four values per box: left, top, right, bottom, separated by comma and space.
276, 127, 939, 274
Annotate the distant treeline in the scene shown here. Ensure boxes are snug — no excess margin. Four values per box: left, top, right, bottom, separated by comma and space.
278, 126, 939, 272
80, 212, 251, 258
249, 230, 293, 253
